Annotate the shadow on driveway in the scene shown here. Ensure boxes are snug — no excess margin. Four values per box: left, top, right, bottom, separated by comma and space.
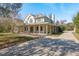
0, 38, 79, 56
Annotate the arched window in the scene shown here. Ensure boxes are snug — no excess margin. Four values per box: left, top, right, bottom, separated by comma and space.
29, 18, 33, 23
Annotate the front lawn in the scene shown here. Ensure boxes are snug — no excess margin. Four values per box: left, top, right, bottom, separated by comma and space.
0, 33, 37, 49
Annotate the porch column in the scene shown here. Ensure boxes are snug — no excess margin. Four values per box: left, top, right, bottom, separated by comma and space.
46, 25, 48, 34
50, 25, 52, 34
28, 26, 30, 33
39, 25, 40, 33
43, 25, 45, 33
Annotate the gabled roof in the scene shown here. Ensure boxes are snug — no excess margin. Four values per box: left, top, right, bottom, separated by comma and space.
24, 13, 50, 20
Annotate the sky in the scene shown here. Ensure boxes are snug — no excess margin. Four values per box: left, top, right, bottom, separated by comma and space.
19, 3, 79, 23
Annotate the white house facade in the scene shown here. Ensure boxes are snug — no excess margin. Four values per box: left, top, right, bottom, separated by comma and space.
23, 14, 55, 34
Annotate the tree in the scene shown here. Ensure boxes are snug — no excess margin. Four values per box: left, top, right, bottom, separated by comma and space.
0, 17, 14, 33
0, 3, 22, 33
0, 4, 10, 17
66, 23, 74, 31
10, 3, 22, 18
0, 3, 22, 18
73, 12, 79, 33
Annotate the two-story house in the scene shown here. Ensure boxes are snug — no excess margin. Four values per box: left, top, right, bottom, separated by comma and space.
0, 14, 58, 34
23, 14, 55, 34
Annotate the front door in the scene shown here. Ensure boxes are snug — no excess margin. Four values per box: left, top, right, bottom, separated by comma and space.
30, 26, 33, 33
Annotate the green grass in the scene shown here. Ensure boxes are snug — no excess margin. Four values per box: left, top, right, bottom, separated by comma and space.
0, 33, 12, 36
0, 33, 37, 49
73, 32, 79, 40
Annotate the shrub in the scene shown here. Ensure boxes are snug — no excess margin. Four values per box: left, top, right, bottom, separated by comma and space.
57, 25, 65, 33
52, 25, 65, 34
58, 26, 63, 33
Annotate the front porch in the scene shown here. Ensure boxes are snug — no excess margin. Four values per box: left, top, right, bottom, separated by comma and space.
25, 24, 53, 34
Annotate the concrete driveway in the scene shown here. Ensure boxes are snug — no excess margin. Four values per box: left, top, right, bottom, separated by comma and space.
58, 31, 78, 42
46, 31, 78, 42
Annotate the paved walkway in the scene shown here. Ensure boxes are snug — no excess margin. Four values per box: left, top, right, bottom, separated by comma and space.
0, 31, 79, 56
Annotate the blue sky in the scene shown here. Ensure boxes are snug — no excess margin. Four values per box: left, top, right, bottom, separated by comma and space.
19, 3, 79, 23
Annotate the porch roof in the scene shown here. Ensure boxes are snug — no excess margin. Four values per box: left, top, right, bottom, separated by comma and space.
25, 22, 53, 25
16, 22, 59, 27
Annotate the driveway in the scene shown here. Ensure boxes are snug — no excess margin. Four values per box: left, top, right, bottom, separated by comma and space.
46, 31, 78, 42
58, 31, 78, 42
0, 31, 79, 56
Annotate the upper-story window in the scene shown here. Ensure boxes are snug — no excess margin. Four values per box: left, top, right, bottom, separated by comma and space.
36, 18, 44, 23
29, 18, 33, 23
38, 19, 41, 22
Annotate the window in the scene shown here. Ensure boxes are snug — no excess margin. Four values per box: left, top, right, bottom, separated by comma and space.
29, 18, 33, 23
38, 19, 41, 22
25, 27, 28, 31
36, 18, 44, 23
